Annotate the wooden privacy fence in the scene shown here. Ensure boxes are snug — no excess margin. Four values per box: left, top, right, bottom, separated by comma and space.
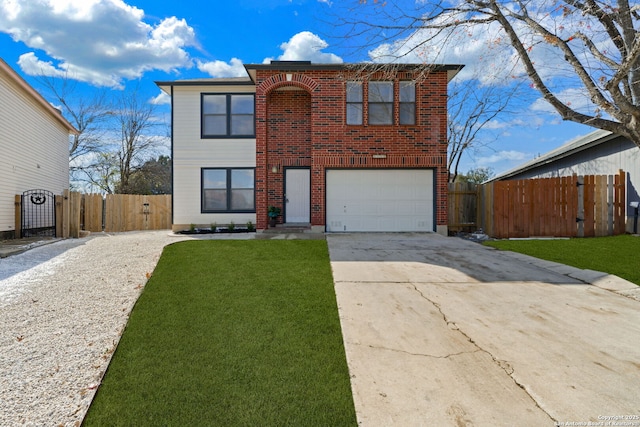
25, 192, 172, 237
79, 193, 171, 233
486, 171, 625, 238
448, 182, 479, 234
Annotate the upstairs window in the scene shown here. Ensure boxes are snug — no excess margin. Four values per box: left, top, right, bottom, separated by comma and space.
202, 94, 255, 138
368, 81, 394, 125
399, 81, 416, 125
346, 82, 363, 125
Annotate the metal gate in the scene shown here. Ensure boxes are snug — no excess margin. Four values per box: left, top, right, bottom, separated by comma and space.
21, 189, 56, 238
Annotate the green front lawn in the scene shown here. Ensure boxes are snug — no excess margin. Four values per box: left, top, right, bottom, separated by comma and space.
84, 240, 357, 426
483, 235, 640, 286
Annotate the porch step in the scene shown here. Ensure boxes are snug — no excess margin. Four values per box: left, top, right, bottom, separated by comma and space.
263, 225, 311, 234
258, 225, 325, 240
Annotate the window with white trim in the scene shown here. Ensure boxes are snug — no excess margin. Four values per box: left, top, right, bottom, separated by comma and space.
202, 168, 255, 212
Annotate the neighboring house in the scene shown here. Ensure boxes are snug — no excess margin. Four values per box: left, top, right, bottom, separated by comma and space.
157, 61, 461, 234
492, 129, 640, 233
0, 58, 77, 239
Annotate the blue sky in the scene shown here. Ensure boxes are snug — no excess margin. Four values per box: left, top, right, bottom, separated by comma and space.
0, 0, 597, 176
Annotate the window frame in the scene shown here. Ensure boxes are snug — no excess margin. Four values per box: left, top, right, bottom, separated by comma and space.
201, 167, 256, 213
399, 81, 416, 125
201, 93, 255, 138
368, 81, 394, 125
346, 81, 363, 125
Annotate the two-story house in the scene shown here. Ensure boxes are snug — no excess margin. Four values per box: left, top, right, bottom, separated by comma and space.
0, 58, 77, 239
157, 61, 461, 234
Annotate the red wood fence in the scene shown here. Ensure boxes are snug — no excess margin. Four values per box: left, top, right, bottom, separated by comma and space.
490, 171, 625, 238
448, 182, 478, 234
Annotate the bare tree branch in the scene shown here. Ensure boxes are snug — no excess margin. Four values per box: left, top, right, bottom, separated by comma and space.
447, 79, 521, 182
112, 87, 163, 194
333, 0, 640, 147
37, 74, 167, 193
36, 73, 113, 165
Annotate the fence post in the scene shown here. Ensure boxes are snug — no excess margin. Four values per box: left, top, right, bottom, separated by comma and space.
14, 194, 21, 238
143, 196, 150, 230
484, 182, 494, 237
615, 170, 626, 234
68, 191, 81, 238
61, 189, 70, 238
577, 176, 584, 238
607, 174, 614, 235
55, 195, 63, 238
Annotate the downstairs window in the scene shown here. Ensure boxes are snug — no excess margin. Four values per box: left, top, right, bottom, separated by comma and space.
202, 168, 255, 212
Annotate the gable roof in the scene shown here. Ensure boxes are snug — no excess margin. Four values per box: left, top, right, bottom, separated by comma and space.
491, 129, 618, 181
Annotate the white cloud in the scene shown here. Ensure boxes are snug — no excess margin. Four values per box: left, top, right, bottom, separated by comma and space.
367, 5, 609, 90
482, 120, 510, 130
197, 58, 247, 78
277, 31, 343, 63
483, 115, 547, 131
368, 18, 521, 85
530, 87, 598, 116
477, 150, 528, 165
150, 91, 171, 106
17, 52, 67, 77
530, 98, 557, 114
197, 31, 343, 78
0, 0, 197, 87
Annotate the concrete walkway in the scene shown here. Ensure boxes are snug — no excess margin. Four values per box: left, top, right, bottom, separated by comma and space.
327, 233, 640, 427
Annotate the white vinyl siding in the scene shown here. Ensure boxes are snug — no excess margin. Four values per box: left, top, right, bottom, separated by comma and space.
0, 68, 70, 235
172, 85, 256, 227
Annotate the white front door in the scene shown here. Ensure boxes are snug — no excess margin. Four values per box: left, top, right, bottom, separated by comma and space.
285, 168, 310, 223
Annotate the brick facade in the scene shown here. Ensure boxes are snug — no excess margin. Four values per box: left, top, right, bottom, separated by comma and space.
251, 64, 451, 231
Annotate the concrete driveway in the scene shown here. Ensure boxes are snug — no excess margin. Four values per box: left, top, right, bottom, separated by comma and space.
327, 233, 640, 427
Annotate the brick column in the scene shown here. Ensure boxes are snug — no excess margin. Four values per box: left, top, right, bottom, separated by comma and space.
255, 89, 268, 230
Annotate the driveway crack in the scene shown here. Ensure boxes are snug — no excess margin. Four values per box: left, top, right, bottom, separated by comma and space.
409, 284, 558, 424
351, 342, 481, 360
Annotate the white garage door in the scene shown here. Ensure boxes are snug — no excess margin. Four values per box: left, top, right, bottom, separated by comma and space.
326, 169, 434, 232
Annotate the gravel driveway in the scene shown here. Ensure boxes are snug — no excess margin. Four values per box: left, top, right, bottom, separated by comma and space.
0, 231, 190, 426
